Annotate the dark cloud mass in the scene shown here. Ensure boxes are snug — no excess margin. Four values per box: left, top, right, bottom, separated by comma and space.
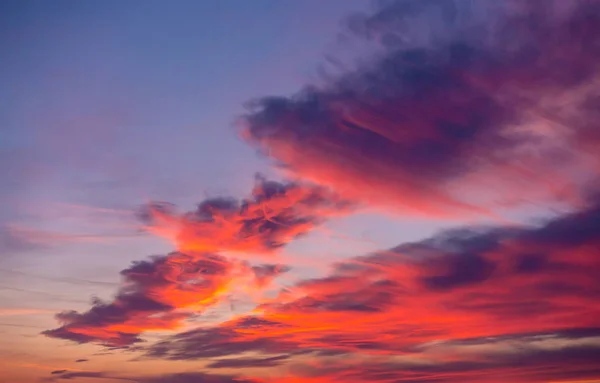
242, 0, 600, 217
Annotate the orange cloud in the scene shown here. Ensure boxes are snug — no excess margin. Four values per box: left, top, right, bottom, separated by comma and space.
144, 201, 600, 382
44, 177, 346, 346
139, 174, 351, 254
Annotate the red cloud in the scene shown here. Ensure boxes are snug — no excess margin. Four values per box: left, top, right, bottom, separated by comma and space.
241, 0, 600, 217
145, 201, 600, 382
44, 177, 346, 346
43, 252, 237, 346
139, 174, 351, 254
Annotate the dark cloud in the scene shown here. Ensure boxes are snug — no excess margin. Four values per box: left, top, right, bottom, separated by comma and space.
282, 343, 600, 383
146, 316, 299, 360
242, 0, 600, 217
74, 359, 88, 363
419, 252, 496, 291
47, 371, 108, 381
140, 373, 259, 383
206, 355, 289, 369
47, 370, 258, 383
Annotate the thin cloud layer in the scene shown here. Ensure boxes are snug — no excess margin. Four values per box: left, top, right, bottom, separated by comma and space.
47, 370, 260, 383
242, 0, 600, 217
0, 224, 45, 255
144, 200, 600, 382
44, 177, 346, 346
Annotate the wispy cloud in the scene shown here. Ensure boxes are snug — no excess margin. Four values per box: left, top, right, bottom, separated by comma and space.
0, 224, 44, 255
47, 370, 259, 383
0, 268, 116, 288
0, 308, 53, 316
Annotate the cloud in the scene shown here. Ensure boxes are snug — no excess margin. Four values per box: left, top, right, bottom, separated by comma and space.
140, 372, 259, 383
268, 342, 600, 383
46, 371, 132, 381
44, 177, 345, 347
139, 174, 351, 254
146, 317, 301, 360
47, 370, 259, 383
143, 199, 600, 382
43, 252, 238, 346
74, 359, 88, 363
241, 0, 600, 217
206, 355, 290, 369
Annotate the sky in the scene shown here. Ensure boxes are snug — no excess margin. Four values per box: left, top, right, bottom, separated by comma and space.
1, 0, 600, 383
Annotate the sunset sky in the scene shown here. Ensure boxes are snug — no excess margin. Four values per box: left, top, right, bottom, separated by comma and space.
1, 1, 600, 383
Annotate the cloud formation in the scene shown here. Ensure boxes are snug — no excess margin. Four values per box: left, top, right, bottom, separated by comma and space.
144, 199, 600, 382
43, 252, 234, 346
44, 177, 346, 346
47, 369, 262, 383
139, 174, 351, 254
48, 371, 261, 383
242, 0, 600, 217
